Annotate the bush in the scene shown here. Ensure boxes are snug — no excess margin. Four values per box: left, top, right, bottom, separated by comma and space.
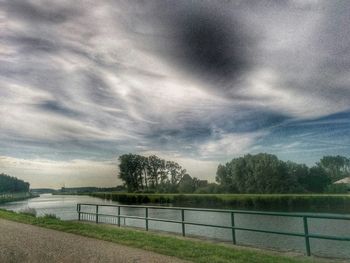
324, 184, 349, 193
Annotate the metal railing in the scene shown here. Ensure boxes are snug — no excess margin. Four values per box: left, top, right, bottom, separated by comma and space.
77, 203, 350, 257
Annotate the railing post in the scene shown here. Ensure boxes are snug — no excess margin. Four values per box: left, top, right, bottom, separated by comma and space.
231, 212, 236, 245
145, 207, 149, 231
77, 204, 81, 221
118, 206, 121, 227
181, 209, 185, 236
303, 216, 311, 256
96, 205, 99, 224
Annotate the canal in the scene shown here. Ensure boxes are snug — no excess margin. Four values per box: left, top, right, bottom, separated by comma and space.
1, 194, 349, 259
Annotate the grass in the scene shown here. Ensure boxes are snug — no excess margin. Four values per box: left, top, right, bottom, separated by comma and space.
91, 192, 350, 213
0, 209, 312, 263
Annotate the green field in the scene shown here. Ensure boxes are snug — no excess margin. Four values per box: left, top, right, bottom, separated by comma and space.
0, 209, 314, 263
91, 193, 350, 213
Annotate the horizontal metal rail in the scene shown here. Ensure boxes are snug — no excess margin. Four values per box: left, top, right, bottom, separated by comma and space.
77, 203, 350, 220
77, 203, 350, 257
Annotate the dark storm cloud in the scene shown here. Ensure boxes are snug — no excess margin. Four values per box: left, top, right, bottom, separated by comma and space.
120, 0, 257, 93
171, 5, 253, 83
125, 0, 350, 109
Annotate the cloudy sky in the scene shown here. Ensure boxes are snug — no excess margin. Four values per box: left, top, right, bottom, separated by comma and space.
1, 0, 350, 188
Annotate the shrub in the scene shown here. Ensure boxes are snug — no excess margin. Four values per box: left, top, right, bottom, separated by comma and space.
324, 184, 349, 193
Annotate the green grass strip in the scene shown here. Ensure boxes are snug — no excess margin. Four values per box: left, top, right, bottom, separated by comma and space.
0, 209, 312, 263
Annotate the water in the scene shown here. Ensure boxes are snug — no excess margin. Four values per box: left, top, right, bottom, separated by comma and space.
1, 194, 349, 259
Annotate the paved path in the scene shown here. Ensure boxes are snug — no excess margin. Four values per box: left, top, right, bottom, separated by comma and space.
0, 219, 189, 263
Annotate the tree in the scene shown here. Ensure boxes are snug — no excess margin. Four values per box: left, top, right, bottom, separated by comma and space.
301, 165, 331, 192
165, 161, 186, 191
215, 164, 229, 188
318, 156, 350, 182
139, 155, 150, 190
216, 153, 301, 194
118, 154, 144, 192
0, 173, 30, 193
286, 161, 310, 192
118, 154, 193, 193
147, 155, 165, 189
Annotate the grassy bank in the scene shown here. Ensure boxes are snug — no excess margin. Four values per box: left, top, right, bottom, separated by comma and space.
91, 193, 350, 213
0, 192, 37, 204
0, 209, 311, 263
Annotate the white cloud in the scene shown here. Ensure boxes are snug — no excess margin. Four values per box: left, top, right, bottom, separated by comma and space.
238, 68, 347, 118
199, 131, 266, 159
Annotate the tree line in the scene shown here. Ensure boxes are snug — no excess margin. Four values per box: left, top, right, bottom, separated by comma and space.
216, 154, 350, 193
118, 153, 349, 194
118, 154, 207, 193
0, 173, 30, 193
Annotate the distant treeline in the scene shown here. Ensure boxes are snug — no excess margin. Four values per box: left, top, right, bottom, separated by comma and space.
118, 153, 350, 194
58, 186, 124, 194
0, 173, 30, 193
216, 154, 350, 194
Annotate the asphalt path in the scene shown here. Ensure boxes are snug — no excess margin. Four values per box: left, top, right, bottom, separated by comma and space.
0, 219, 189, 263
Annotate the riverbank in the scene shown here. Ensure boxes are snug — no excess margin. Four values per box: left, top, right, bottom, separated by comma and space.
0, 209, 313, 263
0, 192, 37, 204
91, 193, 350, 213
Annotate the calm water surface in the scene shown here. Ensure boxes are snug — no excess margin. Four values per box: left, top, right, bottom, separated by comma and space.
1, 194, 349, 259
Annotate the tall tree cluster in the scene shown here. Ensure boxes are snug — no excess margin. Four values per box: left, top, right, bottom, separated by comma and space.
118, 154, 190, 192
0, 173, 30, 193
216, 154, 350, 193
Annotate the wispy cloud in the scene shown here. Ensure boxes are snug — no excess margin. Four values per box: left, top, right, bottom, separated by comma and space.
1, 0, 349, 187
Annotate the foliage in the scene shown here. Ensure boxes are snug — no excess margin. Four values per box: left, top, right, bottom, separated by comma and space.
324, 183, 349, 194
178, 174, 195, 193
117, 153, 350, 194
194, 183, 222, 194
301, 165, 331, 192
318, 155, 350, 182
0, 209, 310, 263
91, 193, 350, 213
216, 153, 350, 194
216, 154, 300, 193
118, 154, 203, 193
0, 173, 30, 193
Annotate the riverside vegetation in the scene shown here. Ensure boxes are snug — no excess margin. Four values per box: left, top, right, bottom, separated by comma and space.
117, 153, 350, 194
91, 153, 350, 212
0, 209, 311, 263
0, 173, 35, 203
91, 193, 350, 213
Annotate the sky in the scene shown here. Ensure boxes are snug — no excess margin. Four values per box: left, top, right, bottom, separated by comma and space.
1, 0, 350, 188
